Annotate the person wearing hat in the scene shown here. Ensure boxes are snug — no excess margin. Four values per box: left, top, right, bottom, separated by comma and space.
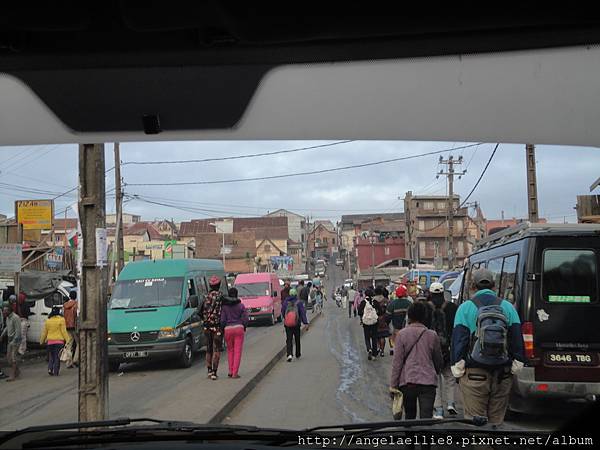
281, 287, 309, 362
450, 268, 525, 426
386, 285, 412, 356
1, 301, 22, 381
199, 275, 226, 380
40, 306, 71, 376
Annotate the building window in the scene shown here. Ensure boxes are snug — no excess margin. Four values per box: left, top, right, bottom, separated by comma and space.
456, 220, 463, 231
419, 220, 425, 231
384, 247, 390, 256
419, 241, 426, 258
323, 237, 328, 244
423, 201, 434, 210
437, 201, 446, 210
457, 241, 464, 257
264, 244, 271, 252
332, 238, 335, 245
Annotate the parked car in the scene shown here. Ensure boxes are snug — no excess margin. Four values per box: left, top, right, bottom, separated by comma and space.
234, 272, 283, 326
107, 259, 224, 371
459, 222, 600, 414
28, 280, 74, 345
335, 258, 344, 266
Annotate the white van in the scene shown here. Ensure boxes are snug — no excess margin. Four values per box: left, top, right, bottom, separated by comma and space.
27, 281, 74, 344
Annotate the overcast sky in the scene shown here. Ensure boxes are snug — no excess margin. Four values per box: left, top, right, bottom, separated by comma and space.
0, 140, 598, 224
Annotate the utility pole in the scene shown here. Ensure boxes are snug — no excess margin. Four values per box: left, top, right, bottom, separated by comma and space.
525, 144, 539, 223
114, 143, 125, 275
438, 156, 465, 269
78, 143, 108, 422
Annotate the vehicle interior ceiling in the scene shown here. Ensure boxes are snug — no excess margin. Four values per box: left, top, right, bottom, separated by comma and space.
1, 5, 600, 432
1, 4, 600, 145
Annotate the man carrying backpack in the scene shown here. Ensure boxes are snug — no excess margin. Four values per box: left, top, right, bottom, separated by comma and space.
282, 288, 309, 362
387, 285, 412, 356
451, 269, 525, 426
358, 288, 379, 360
428, 282, 458, 419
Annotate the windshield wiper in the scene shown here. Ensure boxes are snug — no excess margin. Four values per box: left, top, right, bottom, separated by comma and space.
0, 417, 546, 448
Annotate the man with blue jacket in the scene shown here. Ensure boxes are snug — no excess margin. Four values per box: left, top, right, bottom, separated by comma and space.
450, 268, 525, 426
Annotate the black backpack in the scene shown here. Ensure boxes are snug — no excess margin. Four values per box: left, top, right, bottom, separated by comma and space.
469, 297, 510, 367
430, 304, 449, 358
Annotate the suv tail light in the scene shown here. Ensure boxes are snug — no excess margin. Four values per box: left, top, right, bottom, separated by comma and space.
522, 321, 536, 360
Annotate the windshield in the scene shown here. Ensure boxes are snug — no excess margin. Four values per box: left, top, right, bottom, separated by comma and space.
235, 282, 270, 297
109, 277, 184, 309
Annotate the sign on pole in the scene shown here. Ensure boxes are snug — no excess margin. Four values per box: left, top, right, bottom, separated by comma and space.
220, 246, 232, 255
16, 199, 53, 230
95, 228, 108, 267
0, 244, 22, 272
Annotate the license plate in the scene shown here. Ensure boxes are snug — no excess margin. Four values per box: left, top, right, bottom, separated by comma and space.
123, 351, 148, 359
544, 351, 599, 366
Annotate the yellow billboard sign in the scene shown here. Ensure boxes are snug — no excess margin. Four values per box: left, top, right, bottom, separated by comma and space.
16, 199, 53, 230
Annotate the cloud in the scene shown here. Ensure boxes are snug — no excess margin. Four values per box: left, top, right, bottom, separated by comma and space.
0, 141, 598, 224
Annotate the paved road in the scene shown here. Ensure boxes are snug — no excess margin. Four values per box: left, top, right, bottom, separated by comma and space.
1, 263, 568, 432
226, 263, 566, 431
0, 312, 297, 430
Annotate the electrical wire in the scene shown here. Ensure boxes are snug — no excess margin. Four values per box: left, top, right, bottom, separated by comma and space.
121, 140, 355, 166
126, 143, 483, 187
417, 143, 499, 233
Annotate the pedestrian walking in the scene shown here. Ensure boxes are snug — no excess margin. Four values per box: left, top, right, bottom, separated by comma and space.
390, 302, 443, 420
63, 290, 79, 368
299, 281, 311, 307
221, 287, 249, 379
374, 287, 391, 357
353, 289, 364, 314
282, 288, 309, 361
387, 285, 411, 356
451, 268, 526, 426
347, 285, 357, 318
40, 306, 71, 376
14, 292, 31, 356
1, 302, 22, 381
280, 281, 291, 306
358, 288, 379, 360
200, 275, 226, 380
314, 286, 324, 312
415, 294, 433, 329
427, 282, 459, 419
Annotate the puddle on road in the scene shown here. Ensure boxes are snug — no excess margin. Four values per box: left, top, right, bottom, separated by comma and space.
325, 304, 391, 423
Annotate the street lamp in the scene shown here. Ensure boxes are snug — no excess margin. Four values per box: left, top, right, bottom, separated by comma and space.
209, 223, 226, 269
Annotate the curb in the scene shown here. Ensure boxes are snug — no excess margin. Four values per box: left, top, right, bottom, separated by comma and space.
208, 310, 323, 424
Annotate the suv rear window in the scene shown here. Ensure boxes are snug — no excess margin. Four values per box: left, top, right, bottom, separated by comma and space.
542, 249, 598, 303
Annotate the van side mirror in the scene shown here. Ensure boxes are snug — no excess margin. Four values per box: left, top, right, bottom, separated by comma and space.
272, 291, 278, 298
188, 295, 199, 309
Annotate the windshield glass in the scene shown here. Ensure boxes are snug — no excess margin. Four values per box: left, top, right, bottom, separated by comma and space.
109, 277, 184, 309
235, 282, 270, 297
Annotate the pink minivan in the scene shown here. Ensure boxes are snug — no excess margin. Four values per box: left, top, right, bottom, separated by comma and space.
234, 272, 283, 326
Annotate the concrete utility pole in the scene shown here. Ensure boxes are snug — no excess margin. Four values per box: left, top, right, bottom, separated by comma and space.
438, 156, 465, 269
525, 144, 539, 223
78, 144, 108, 422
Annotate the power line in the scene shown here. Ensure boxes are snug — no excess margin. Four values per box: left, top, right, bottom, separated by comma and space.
418, 143, 499, 233
121, 140, 355, 166
459, 143, 500, 208
127, 143, 483, 187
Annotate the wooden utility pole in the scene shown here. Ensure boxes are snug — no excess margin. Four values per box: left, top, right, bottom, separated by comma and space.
114, 143, 125, 275
526, 144, 539, 223
438, 156, 465, 269
78, 143, 108, 422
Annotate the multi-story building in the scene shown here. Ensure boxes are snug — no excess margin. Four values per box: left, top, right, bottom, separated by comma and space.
106, 212, 141, 226
339, 213, 405, 253
404, 191, 472, 268
307, 221, 337, 259
264, 209, 306, 245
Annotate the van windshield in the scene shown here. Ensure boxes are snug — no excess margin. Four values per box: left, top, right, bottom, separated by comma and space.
543, 249, 598, 303
236, 282, 270, 297
109, 277, 184, 309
